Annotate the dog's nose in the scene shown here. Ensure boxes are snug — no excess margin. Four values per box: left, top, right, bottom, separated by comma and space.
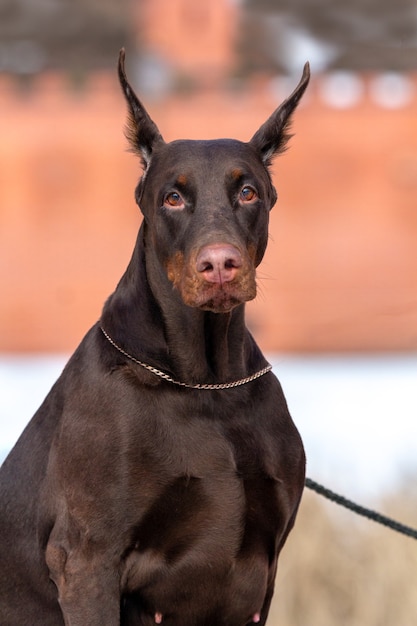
196, 244, 242, 284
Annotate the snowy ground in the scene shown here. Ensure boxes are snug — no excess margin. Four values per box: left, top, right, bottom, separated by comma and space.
1, 352, 416, 502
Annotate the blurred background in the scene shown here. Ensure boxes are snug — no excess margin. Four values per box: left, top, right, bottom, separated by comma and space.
0, 0, 416, 623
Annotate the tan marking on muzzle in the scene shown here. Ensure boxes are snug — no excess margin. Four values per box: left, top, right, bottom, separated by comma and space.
166, 251, 185, 288
166, 247, 257, 312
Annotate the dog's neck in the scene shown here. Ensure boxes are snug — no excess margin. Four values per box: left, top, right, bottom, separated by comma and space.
102, 225, 264, 384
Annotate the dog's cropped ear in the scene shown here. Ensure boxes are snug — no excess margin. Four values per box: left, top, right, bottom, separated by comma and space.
118, 48, 165, 169
250, 62, 310, 166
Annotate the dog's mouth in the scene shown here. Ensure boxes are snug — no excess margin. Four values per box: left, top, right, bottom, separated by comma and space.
184, 281, 256, 313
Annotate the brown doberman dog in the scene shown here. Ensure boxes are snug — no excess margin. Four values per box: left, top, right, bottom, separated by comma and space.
0, 50, 309, 625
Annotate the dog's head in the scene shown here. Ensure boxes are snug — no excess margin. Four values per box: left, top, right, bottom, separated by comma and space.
118, 49, 309, 314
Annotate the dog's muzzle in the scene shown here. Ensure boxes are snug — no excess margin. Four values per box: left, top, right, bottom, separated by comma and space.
167, 244, 257, 313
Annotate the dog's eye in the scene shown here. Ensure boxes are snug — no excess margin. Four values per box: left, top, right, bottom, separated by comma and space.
164, 192, 184, 209
239, 186, 257, 203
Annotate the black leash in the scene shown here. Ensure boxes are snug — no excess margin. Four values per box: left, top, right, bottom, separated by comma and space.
305, 477, 417, 540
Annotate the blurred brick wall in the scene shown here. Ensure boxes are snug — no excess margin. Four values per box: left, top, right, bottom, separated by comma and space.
0, 72, 416, 353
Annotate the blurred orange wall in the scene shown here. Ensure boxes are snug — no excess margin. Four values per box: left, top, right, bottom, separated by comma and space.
0, 73, 416, 353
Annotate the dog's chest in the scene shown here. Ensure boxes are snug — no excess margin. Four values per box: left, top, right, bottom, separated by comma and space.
120, 390, 286, 624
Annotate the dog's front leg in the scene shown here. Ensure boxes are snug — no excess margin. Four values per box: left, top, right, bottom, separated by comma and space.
46, 538, 121, 625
